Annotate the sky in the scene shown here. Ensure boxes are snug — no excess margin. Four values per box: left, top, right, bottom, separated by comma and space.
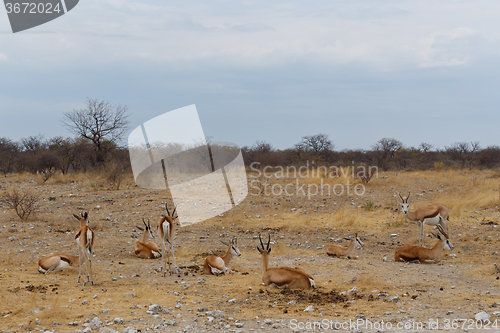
1, 0, 499, 151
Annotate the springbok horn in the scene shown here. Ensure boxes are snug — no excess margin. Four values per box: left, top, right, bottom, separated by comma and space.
165, 204, 170, 217
259, 233, 265, 251
267, 234, 271, 251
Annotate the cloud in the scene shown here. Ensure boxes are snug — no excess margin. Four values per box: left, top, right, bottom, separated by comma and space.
226, 23, 276, 32
418, 27, 478, 68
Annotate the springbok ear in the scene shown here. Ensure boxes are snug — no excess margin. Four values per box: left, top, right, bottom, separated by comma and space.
73, 214, 80, 221
344, 237, 352, 241
221, 241, 231, 247
137, 226, 144, 231
84, 212, 88, 219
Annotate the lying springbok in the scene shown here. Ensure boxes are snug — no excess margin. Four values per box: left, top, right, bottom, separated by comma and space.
135, 218, 161, 259
397, 191, 450, 246
38, 253, 78, 274
73, 212, 95, 285
257, 234, 315, 290
326, 233, 364, 258
158, 204, 180, 275
394, 225, 454, 263
203, 237, 241, 275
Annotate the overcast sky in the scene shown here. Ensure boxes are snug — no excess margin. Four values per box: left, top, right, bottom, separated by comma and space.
1, 0, 499, 150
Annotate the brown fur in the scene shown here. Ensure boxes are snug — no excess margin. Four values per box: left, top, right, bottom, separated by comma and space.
257, 235, 314, 290
158, 204, 179, 275
135, 219, 161, 259
38, 253, 78, 273
74, 212, 95, 285
394, 225, 453, 263
203, 238, 240, 275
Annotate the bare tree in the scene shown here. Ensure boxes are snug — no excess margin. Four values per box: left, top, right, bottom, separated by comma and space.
63, 98, 130, 166
252, 141, 274, 153
418, 142, 433, 153
293, 134, 333, 163
0, 138, 19, 175
372, 137, 403, 170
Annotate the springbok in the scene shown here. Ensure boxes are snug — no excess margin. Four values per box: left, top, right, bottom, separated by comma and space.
326, 233, 364, 258
397, 191, 450, 246
394, 225, 454, 263
135, 218, 161, 259
203, 237, 241, 275
73, 212, 95, 285
158, 204, 180, 275
257, 234, 315, 290
38, 253, 78, 274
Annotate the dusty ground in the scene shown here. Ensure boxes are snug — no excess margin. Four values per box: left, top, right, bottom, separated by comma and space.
0, 169, 499, 333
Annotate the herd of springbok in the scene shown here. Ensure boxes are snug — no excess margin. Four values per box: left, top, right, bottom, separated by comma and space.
38, 191, 455, 290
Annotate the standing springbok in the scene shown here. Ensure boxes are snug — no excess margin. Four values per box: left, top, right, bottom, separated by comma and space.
257, 234, 315, 290
38, 253, 78, 274
157, 204, 180, 275
326, 233, 364, 258
203, 237, 241, 275
135, 218, 161, 259
395, 225, 454, 263
397, 191, 450, 246
73, 212, 95, 285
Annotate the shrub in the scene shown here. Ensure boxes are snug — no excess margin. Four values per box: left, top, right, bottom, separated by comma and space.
2, 189, 40, 220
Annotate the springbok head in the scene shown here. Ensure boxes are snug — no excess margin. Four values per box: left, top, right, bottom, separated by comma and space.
431, 224, 454, 251
165, 203, 178, 221
137, 218, 156, 239
221, 237, 241, 257
257, 233, 272, 254
344, 233, 365, 248
73, 211, 89, 225
397, 191, 413, 214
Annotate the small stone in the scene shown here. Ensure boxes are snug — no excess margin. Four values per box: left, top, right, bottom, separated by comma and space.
264, 319, 273, 325
113, 318, 124, 324
89, 317, 102, 330
123, 293, 136, 298
122, 327, 138, 333
388, 295, 400, 302
148, 304, 162, 314
304, 305, 314, 311
101, 309, 110, 314
355, 314, 366, 320
475, 311, 490, 323
206, 310, 225, 319
198, 307, 208, 312
82, 300, 88, 305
